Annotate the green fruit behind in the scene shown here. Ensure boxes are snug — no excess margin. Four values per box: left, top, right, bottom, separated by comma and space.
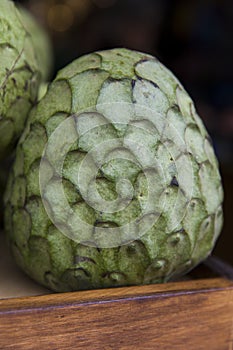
18, 7, 53, 82
0, 0, 52, 159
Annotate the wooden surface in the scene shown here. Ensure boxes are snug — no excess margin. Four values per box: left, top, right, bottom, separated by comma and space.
0, 277, 233, 350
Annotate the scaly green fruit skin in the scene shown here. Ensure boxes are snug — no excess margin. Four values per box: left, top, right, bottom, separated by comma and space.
0, 0, 52, 159
4, 48, 224, 292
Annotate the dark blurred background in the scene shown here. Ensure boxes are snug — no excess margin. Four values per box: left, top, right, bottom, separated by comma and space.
14, 0, 233, 264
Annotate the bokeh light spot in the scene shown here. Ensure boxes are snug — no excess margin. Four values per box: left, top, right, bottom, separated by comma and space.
47, 4, 74, 32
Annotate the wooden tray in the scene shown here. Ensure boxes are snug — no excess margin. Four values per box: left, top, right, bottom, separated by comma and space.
0, 234, 233, 350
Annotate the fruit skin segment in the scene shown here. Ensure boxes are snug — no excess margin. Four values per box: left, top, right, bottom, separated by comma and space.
4, 48, 224, 292
0, 0, 52, 159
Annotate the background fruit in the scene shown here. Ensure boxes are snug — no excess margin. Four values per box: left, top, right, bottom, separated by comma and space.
18, 7, 53, 82
4, 48, 224, 292
0, 0, 52, 159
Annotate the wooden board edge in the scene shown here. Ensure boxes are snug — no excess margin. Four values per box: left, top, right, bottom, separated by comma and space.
0, 279, 232, 350
0, 277, 232, 313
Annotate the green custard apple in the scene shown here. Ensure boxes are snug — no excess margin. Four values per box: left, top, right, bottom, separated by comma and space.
0, 0, 52, 159
4, 48, 224, 292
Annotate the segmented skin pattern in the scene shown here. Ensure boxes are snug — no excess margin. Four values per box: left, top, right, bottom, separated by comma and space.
0, 0, 49, 158
5, 48, 223, 292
